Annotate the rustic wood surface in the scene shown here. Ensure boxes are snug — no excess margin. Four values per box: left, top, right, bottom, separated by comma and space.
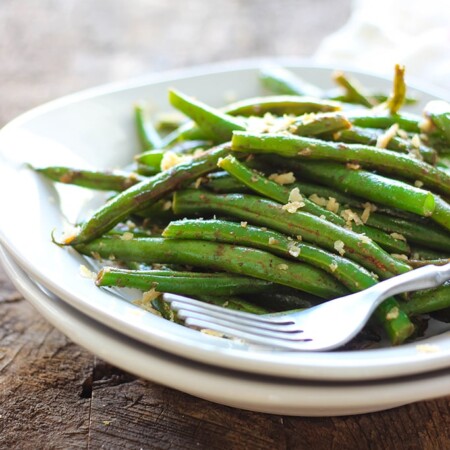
0, 1, 449, 449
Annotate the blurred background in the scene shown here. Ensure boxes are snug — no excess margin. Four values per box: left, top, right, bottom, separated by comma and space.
0, 0, 353, 125
1, 0, 449, 126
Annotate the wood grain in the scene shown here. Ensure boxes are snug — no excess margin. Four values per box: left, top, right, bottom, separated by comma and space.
0, 1, 449, 449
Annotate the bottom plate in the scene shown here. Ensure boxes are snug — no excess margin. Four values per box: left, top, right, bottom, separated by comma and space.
1, 245, 449, 416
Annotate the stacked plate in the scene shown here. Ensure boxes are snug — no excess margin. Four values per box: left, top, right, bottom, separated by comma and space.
0, 60, 449, 416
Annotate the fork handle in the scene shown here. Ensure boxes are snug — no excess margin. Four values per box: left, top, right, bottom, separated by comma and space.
375, 262, 450, 300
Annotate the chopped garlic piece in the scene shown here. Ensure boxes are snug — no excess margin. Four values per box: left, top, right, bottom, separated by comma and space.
309, 193, 327, 207
361, 204, 372, 223
341, 209, 363, 226
121, 232, 134, 241
288, 187, 303, 203
329, 262, 338, 272
288, 244, 301, 257
282, 201, 305, 213
240, 221, 248, 228
359, 234, 371, 244
268, 237, 279, 245
376, 123, 399, 148
269, 172, 296, 185
79, 265, 97, 280
385, 306, 399, 320
277, 264, 289, 270
334, 240, 345, 256
416, 344, 440, 353
414, 180, 424, 188
411, 134, 421, 148
346, 163, 361, 170
160, 151, 191, 171
326, 197, 339, 214
390, 232, 406, 241
391, 253, 409, 261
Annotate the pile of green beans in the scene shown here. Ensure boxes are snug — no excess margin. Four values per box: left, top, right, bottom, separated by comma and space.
36, 64, 450, 349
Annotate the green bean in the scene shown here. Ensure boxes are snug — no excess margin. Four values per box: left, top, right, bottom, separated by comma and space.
402, 282, 450, 316
163, 219, 375, 291
289, 112, 351, 137
357, 209, 450, 252
97, 267, 275, 296
224, 95, 341, 117
35, 166, 144, 191
332, 71, 374, 108
330, 127, 437, 164
163, 94, 343, 145
231, 131, 450, 197
202, 170, 248, 193
67, 144, 233, 245
385, 64, 406, 114
408, 259, 450, 268
76, 236, 348, 299
259, 65, 324, 97
348, 110, 422, 132
168, 89, 246, 143
172, 190, 411, 278
424, 100, 450, 144
162, 219, 415, 344
217, 155, 409, 254
287, 161, 449, 226
134, 102, 162, 150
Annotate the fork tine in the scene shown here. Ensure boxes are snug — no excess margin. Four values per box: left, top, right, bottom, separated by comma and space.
170, 300, 299, 332
176, 308, 305, 340
164, 293, 295, 324
183, 316, 312, 350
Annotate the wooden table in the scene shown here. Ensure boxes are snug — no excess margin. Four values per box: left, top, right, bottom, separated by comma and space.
0, 1, 448, 448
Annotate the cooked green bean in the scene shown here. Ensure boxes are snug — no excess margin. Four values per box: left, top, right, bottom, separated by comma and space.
76, 236, 348, 299
67, 144, 233, 245
385, 64, 406, 114
424, 100, 450, 144
172, 189, 411, 278
287, 160, 450, 230
168, 89, 246, 143
217, 155, 409, 254
35, 166, 144, 191
332, 71, 374, 108
330, 127, 437, 164
97, 268, 275, 296
134, 102, 163, 150
231, 132, 450, 197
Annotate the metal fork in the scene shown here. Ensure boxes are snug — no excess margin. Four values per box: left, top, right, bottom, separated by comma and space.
165, 263, 450, 351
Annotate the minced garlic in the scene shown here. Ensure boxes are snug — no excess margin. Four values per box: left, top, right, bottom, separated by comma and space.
79, 265, 96, 280
120, 232, 134, 241
288, 244, 301, 257
160, 151, 191, 171
334, 240, 345, 256
326, 197, 339, 214
282, 201, 305, 213
269, 172, 296, 185
385, 306, 400, 320
390, 232, 406, 241
376, 123, 399, 148
309, 193, 327, 206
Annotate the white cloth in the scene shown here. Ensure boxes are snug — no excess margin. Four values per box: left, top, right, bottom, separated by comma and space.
313, 0, 450, 91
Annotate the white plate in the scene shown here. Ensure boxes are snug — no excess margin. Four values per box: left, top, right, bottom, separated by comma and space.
2, 244, 449, 416
0, 59, 449, 382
